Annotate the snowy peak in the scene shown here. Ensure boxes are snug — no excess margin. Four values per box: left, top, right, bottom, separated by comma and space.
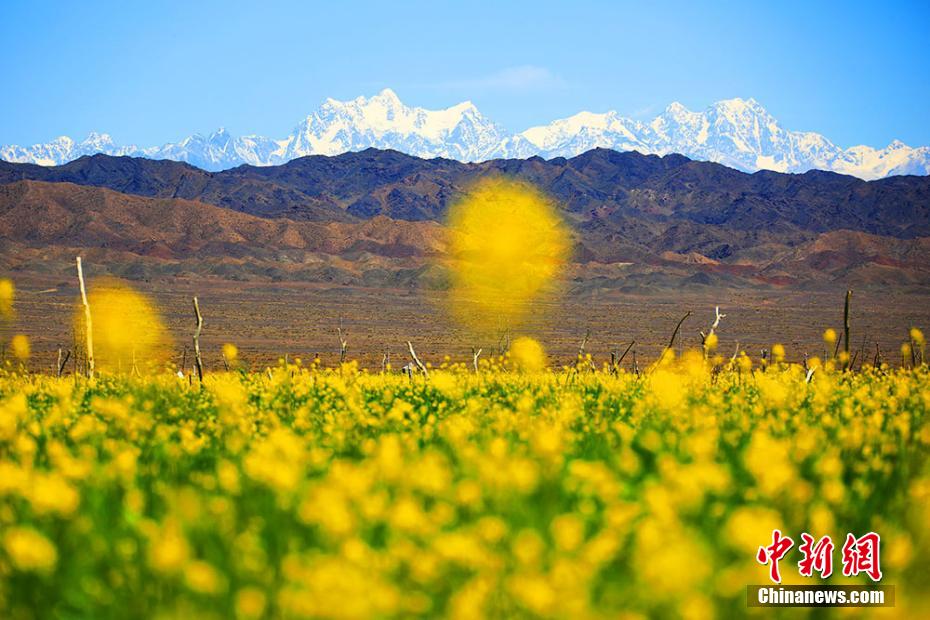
286, 89, 503, 161
513, 111, 648, 159
2, 91, 928, 179
502, 98, 929, 179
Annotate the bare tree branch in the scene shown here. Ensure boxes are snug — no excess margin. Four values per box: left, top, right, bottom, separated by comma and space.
407, 341, 429, 378
666, 311, 692, 352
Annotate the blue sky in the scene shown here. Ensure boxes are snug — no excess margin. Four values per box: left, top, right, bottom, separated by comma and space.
3, 0, 929, 148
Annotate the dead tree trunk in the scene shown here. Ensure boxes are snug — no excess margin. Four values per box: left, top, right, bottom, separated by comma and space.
192, 297, 204, 384
407, 341, 428, 378
700, 306, 726, 359
843, 290, 852, 370
338, 327, 348, 364
472, 347, 482, 373
76, 257, 94, 379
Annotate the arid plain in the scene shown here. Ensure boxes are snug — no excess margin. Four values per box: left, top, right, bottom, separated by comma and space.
6, 271, 927, 373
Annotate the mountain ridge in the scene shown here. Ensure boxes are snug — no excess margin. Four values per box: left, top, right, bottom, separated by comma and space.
2, 146, 929, 291
2, 147, 928, 240
2, 176, 928, 291
3, 90, 928, 180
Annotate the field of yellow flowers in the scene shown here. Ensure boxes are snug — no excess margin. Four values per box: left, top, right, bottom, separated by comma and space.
1, 350, 929, 619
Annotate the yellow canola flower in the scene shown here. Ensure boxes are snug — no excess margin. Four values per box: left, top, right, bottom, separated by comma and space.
28, 472, 80, 517
72, 279, 171, 374
0, 278, 13, 318
744, 431, 795, 496
823, 328, 837, 345
0, 345, 926, 618
148, 520, 190, 575
649, 369, 687, 412
0, 393, 28, 440
235, 587, 267, 618
3, 527, 58, 573
11, 334, 30, 361
911, 327, 925, 347
509, 336, 547, 372
724, 506, 783, 553
550, 514, 585, 552
446, 177, 570, 330
223, 343, 239, 363
771, 343, 785, 364
185, 560, 225, 595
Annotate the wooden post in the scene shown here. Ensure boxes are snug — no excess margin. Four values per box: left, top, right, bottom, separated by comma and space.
844, 290, 852, 370
338, 327, 348, 364
192, 297, 204, 384
76, 257, 94, 379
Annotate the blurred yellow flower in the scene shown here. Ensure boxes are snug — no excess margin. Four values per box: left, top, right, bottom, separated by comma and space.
510, 336, 546, 372
223, 343, 239, 363
10, 334, 30, 361
235, 587, 267, 618
185, 560, 224, 594
148, 521, 190, 574
446, 177, 570, 330
3, 527, 57, 573
724, 506, 783, 553
72, 279, 171, 374
28, 473, 80, 516
551, 514, 585, 552
911, 327, 925, 347
771, 343, 785, 364
0, 278, 13, 318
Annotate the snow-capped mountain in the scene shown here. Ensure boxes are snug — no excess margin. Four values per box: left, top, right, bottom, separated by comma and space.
0, 132, 140, 166
496, 111, 651, 159
2, 89, 928, 180
283, 89, 505, 162
509, 98, 930, 179
151, 129, 286, 170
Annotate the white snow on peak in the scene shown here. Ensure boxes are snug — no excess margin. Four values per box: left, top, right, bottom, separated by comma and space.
284, 89, 504, 161
1, 91, 927, 180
